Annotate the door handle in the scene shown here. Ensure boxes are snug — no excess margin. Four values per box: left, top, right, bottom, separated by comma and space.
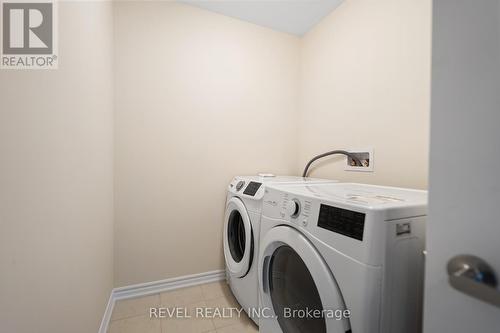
447, 254, 500, 308
262, 256, 270, 294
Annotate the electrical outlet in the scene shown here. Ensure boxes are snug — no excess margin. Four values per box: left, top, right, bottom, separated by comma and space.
344, 149, 374, 172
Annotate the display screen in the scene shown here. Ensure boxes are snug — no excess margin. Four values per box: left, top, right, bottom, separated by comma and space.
243, 182, 262, 196
318, 204, 365, 241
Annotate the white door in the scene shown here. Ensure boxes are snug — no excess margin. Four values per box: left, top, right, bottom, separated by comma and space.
259, 226, 351, 333
224, 197, 253, 277
424, 1, 500, 331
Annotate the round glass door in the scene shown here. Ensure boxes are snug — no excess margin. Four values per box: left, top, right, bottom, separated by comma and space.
227, 210, 251, 263
223, 197, 253, 277
270, 245, 326, 333
259, 225, 351, 333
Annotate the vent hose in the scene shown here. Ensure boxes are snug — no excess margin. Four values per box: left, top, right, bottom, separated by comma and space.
302, 150, 362, 177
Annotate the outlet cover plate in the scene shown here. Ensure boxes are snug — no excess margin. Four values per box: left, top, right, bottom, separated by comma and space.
344, 148, 374, 172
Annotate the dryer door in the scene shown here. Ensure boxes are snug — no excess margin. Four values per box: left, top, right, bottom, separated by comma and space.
259, 226, 351, 333
223, 197, 253, 278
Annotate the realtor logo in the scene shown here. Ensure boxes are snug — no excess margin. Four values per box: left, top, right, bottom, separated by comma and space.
1, 0, 58, 69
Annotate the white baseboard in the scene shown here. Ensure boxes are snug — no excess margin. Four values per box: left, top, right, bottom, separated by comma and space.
113, 270, 226, 301
98, 270, 225, 333
98, 292, 115, 333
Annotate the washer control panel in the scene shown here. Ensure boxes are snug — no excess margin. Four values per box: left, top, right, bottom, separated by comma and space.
243, 181, 262, 196
228, 177, 267, 200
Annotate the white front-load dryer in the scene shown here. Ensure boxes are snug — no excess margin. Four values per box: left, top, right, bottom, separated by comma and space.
223, 175, 335, 325
258, 183, 427, 333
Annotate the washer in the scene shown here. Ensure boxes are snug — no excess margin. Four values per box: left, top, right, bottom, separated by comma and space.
224, 175, 335, 325
258, 183, 427, 333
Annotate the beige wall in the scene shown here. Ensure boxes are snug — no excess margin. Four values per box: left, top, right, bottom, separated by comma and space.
0, 0, 431, 329
0, 2, 114, 333
297, 0, 431, 189
113, 2, 300, 286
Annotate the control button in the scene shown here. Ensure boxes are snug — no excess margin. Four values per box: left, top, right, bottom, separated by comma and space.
236, 181, 245, 191
285, 199, 301, 218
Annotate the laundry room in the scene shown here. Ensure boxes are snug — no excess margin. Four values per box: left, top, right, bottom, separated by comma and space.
1, 0, 499, 333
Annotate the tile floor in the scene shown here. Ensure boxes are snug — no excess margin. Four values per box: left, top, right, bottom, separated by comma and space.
108, 281, 259, 333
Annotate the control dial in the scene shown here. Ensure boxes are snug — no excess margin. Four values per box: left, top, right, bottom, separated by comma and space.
236, 181, 245, 191
286, 199, 301, 218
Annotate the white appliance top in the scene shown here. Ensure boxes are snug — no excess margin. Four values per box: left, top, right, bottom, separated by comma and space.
228, 175, 336, 210
269, 182, 427, 211
234, 174, 333, 184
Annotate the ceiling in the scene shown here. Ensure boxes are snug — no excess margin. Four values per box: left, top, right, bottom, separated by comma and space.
178, 0, 345, 36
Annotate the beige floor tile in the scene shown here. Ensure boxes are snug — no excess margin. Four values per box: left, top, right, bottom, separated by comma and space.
111, 294, 161, 321
161, 301, 215, 333
107, 281, 257, 333
160, 285, 205, 307
215, 321, 259, 333
205, 295, 246, 329
108, 314, 161, 333
201, 281, 232, 301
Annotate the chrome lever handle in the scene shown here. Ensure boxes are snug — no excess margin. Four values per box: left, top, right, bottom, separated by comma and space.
447, 254, 500, 308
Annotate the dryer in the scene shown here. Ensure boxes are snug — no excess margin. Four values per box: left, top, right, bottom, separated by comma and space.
223, 175, 335, 325
258, 183, 427, 333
